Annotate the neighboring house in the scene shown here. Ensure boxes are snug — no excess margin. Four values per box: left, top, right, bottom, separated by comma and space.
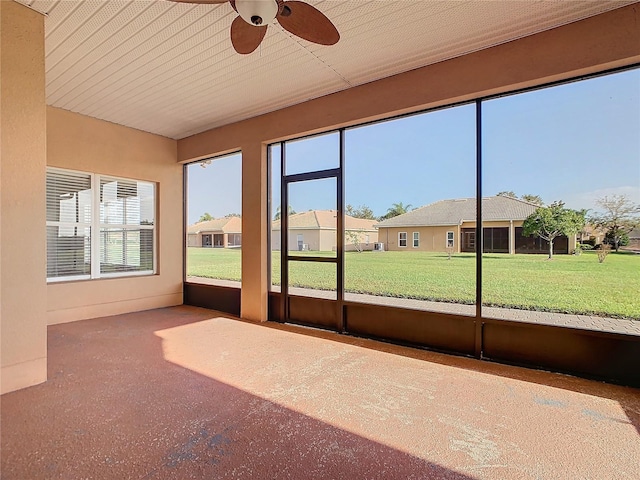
187, 216, 242, 248
272, 210, 378, 252
376, 196, 574, 254
624, 228, 640, 251
577, 224, 606, 245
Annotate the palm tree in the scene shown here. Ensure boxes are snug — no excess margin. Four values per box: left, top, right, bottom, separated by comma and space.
273, 205, 296, 221
380, 202, 412, 221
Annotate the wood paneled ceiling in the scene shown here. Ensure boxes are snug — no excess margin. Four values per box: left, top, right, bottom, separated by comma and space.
17, 0, 636, 139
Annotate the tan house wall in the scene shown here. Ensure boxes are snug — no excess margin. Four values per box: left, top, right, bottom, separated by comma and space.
0, 1, 48, 394
271, 229, 321, 252
46, 107, 182, 325
380, 226, 458, 253
187, 233, 200, 247
271, 229, 377, 252
319, 229, 336, 251
345, 230, 378, 252
178, 5, 640, 321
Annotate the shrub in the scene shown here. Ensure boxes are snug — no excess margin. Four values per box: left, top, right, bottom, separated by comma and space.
597, 244, 610, 263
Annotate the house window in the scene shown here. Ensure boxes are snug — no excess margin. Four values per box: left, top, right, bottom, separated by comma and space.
365, 234, 370, 245
47, 168, 155, 282
399, 232, 407, 247
413, 232, 420, 248
446, 231, 454, 248
228, 233, 242, 247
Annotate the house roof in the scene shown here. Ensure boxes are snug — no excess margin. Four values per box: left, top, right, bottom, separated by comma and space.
376, 196, 539, 228
272, 210, 376, 231
17, 0, 631, 139
187, 216, 241, 234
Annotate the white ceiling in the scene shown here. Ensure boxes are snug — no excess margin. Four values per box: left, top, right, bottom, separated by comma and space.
17, 0, 636, 140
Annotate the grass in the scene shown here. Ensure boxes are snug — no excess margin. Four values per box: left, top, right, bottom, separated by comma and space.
187, 248, 640, 319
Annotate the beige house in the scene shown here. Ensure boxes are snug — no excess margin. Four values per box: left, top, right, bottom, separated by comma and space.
271, 210, 378, 252
376, 196, 575, 254
187, 216, 242, 248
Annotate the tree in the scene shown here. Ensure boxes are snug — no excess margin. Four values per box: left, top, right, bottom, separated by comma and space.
224, 213, 241, 218
589, 194, 640, 252
604, 229, 629, 248
345, 204, 376, 220
498, 191, 543, 205
522, 201, 586, 259
345, 229, 366, 252
379, 202, 412, 221
198, 212, 213, 222
273, 205, 296, 221
521, 194, 543, 206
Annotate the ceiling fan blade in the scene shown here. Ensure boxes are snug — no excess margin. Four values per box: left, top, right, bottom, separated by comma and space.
231, 16, 268, 54
167, 1, 228, 4
277, 1, 339, 46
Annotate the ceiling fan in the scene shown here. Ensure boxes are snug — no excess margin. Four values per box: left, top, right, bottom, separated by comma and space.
168, 0, 340, 55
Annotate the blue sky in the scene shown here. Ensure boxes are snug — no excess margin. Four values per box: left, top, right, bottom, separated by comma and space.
187, 68, 639, 224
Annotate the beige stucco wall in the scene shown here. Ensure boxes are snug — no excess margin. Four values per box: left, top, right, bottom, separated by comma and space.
272, 228, 378, 252
1, 1, 48, 394
319, 229, 337, 252
187, 233, 200, 247
380, 226, 458, 252
178, 5, 640, 321
271, 229, 321, 252
46, 107, 182, 325
345, 230, 378, 252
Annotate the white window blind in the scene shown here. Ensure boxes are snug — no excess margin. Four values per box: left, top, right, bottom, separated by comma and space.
99, 176, 155, 275
46, 169, 92, 280
46, 168, 156, 282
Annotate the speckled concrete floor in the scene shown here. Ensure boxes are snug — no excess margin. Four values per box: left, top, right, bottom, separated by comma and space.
1, 306, 639, 479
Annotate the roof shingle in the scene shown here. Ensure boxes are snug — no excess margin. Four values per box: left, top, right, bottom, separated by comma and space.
376, 196, 539, 228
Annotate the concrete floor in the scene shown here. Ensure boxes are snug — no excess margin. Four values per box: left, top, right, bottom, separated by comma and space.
1, 306, 639, 480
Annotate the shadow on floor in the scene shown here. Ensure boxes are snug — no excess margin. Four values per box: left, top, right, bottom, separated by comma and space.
1, 306, 477, 480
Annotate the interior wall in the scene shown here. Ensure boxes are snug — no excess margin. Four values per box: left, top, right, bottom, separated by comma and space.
0, 1, 48, 394
178, 5, 640, 322
46, 107, 182, 325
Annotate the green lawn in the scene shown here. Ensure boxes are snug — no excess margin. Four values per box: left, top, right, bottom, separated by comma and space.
187, 248, 640, 319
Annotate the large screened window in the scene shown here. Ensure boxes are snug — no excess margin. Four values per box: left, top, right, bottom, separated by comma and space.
46, 168, 156, 281
267, 67, 639, 333
344, 104, 477, 315
269, 104, 477, 316
482, 68, 640, 323
185, 153, 242, 286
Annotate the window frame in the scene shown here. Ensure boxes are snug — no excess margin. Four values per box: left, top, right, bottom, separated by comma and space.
446, 231, 455, 248
46, 167, 157, 283
398, 231, 407, 248
413, 232, 420, 248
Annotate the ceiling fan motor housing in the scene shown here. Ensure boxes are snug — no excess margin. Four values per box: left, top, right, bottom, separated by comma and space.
236, 0, 279, 27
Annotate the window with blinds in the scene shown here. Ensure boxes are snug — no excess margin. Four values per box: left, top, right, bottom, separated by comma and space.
99, 176, 155, 274
46, 168, 156, 281
46, 169, 92, 280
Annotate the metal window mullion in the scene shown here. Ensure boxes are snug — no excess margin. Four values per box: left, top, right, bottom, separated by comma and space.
266, 148, 272, 290
280, 144, 288, 322
285, 168, 340, 184
91, 173, 100, 279
475, 100, 483, 358
337, 129, 345, 332
287, 256, 338, 263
